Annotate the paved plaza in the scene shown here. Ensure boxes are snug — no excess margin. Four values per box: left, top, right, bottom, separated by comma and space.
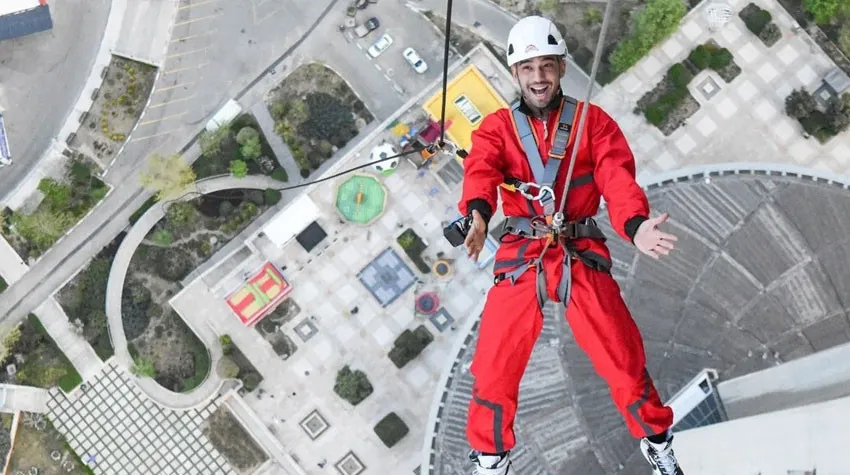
47, 362, 236, 475
595, 0, 849, 180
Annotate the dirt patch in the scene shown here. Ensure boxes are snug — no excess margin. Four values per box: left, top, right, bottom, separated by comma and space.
7, 414, 90, 475
123, 191, 275, 392
203, 406, 268, 474
68, 55, 157, 167
254, 298, 301, 359
265, 63, 374, 178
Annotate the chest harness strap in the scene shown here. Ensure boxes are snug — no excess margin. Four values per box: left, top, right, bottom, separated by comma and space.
496, 96, 611, 308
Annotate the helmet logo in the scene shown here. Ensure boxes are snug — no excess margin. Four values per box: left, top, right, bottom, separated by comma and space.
525, 44, 538, 53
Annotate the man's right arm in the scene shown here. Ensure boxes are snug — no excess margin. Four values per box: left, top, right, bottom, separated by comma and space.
458, 113, 506, 226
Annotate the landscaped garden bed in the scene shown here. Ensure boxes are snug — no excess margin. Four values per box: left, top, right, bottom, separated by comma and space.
777, 0, 850, 76
333, 365, 374, 406
57, 234, 125, 361
0, 314, 82, 393
739, 3, 782, 47
203, 406, 268, 474
388, 324, 434, 369
374, 412, 409, 448
1, 157, 109, 262
68, 55, 157, 165
784, 88, 850, 142
687, 41, 741, 83
265, 63, 374, 178
123, 188, 279, 392
194, 113, 287, 181
397, 228, 431, 274
254, 299, 301, 359
492, 0, 690, 84
637, 62, 701, 135
7, 413, 92, 475
217, 335, 264, 393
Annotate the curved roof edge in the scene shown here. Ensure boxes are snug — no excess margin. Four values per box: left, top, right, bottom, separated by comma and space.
636, 161, 850, 191
419, 162, 850, 474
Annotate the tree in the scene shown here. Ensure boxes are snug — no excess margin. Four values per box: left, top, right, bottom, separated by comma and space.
217, 356, 240, 378
333, 365, 374, 405
151, 229, 173, 246
236, 127, 260, 145
13, 210, 75, 252
264, 188, 282, 205
785, 89, 817, 119
804, 0, 848, 24
165, 201, 198, 231
37, 178, 72, 210
240, 139, 262, 161
826, 97, 850, 132
298, 92, 357, 148
199, 125, 231, 158
839, 25, 850, 58
139, 153, 196, 201
229, 160, 248, 178
610, 0, 687, 73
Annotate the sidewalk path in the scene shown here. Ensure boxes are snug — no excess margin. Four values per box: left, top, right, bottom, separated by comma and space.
0, 384, 49, 414
251, 102, 303, 184
104, 174, 284, 409
0, 238, 103, 382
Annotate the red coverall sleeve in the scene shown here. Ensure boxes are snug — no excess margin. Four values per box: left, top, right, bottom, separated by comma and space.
458, 112, 506, 224
590, 105, 650, 243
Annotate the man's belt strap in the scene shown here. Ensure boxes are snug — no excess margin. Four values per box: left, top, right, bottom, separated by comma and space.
500, 216, 607, 241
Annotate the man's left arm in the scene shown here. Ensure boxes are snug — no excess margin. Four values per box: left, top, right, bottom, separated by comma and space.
589, 105, 650, 243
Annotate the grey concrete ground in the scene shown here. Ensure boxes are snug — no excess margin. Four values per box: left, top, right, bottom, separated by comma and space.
113, 0, 178, 67
0, 384, 49, 414
0, 0, 110, 202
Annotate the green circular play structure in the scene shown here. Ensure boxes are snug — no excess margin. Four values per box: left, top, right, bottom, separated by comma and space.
335, 174, 387, 224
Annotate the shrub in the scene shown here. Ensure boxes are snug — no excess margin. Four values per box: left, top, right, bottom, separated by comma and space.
688, 45, 712, 70
245, 189, 265, 206
709, 48, 734, 70
219, 334, 233, 355
122, 282, 152, 340
0, 277, 6, 293
235, 127, 260, 145
242, 372, 262, 392
263, 188, 282, 205
230, 159, 248, 178
740, 3, 772, 36
218, 356, 240, 378
219, 200, 235, 218
785, 89, 817, 119
388, 325, 433, 369
374, 412, 409, 448
151, 229, 173, 246
668, 63, 693, 89
271, 168, 288, 182
333, 365, 374, 406
805, 0, 845, 24
758, 23, 782, 46
131, 356, 156, 378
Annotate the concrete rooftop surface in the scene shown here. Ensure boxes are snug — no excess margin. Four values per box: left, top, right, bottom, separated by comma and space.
429, 171, 850, 475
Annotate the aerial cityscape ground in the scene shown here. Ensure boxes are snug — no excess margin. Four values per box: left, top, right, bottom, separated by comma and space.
0, 0, 849, 474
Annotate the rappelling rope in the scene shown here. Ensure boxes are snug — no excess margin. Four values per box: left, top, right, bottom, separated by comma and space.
438, 0, 455, 145
552, 0, 616, 229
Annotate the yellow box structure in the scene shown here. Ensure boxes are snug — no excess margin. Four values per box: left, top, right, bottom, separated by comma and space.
423, 65, 509, 153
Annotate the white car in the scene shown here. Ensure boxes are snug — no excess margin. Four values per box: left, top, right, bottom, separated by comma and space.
403, 47, 428, 74
367, 33, 393, 58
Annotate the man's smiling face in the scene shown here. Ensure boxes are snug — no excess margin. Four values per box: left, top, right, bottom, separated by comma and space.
512, 55, 566, 110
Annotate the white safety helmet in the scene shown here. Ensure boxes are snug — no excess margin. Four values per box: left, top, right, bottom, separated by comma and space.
506, 16, 567, 67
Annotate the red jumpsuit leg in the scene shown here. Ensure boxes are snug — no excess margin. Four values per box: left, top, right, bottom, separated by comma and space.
467, 270, 543, 454
564, 262, 673, 438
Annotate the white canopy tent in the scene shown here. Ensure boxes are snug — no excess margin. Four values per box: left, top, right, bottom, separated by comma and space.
261, 194, 321, 248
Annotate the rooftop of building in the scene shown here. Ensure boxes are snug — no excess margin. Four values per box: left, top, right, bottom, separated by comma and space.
429, 167, 850, 475
0, 1, 51, 41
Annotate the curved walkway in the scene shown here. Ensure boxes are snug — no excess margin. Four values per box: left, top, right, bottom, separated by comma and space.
105, 174, 284, 410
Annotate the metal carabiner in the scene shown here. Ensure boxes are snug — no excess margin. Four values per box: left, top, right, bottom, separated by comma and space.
515, 182, 537, 200
534, 185, 554, 201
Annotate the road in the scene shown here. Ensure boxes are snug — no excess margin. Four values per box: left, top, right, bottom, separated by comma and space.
0, 0, 111, 202
413, 0, 593, 99
0, 0, 341, 326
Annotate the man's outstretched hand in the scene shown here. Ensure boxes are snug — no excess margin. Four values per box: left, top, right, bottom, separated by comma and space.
634, 212, 678, 260
463, 210, 487, 262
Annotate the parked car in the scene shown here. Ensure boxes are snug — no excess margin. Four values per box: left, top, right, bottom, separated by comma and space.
403, 47, 428, 74
354, 17, 379, 38
367, 33, 393, 58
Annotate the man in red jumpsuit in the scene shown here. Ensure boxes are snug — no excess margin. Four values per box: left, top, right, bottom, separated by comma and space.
459, 16, 684, 475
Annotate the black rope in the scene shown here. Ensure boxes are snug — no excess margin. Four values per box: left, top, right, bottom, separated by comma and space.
438, 0, 455, 145
160, 148, 423, 210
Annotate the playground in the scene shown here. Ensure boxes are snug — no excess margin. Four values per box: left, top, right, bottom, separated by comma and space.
225, 263, 293, 326
335, 174, 387, 225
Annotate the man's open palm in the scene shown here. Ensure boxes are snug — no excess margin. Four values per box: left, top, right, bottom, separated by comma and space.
634, 212, 678, 260
464, 210, 487, 262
